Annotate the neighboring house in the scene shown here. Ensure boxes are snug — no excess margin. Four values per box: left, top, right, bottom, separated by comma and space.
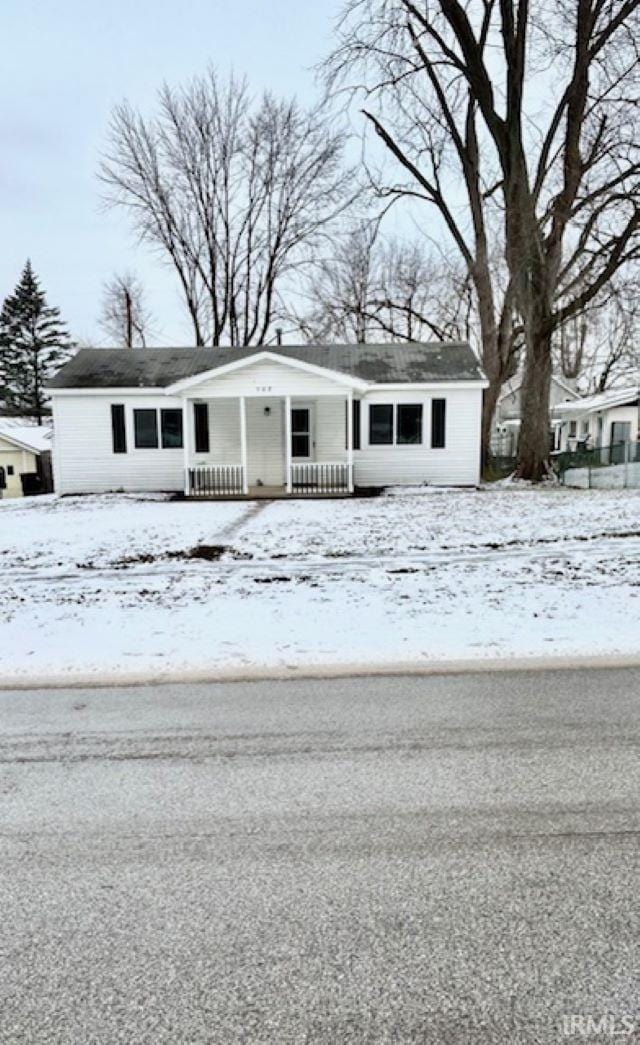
47, 343, 488, 496
491, 373, 580, 456
553, 385, 640, 454
0, 421, 53, 499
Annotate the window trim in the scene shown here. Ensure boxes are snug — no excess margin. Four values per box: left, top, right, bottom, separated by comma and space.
368, 402, 426, 447
396, 403, 423, 445
291, 404, 313, 460
160, 408, 183, 449
369, 403, 394, 445
133, 408, 159, 449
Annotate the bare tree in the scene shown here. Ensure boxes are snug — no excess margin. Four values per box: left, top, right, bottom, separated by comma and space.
327, 4, 520, 464
560, 277, 640, 391
100, 70, 357, 347
294, 222, 484, 347
100, 272, 153, 348
329, 0, 640, 478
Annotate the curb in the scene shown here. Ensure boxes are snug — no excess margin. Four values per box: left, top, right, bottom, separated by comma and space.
1, 653, 640, 691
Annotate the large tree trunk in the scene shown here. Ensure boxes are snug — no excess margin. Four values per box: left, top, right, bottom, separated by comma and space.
481, 380, 501, 469
516, 328, 553, 480
474, 265, 514, 471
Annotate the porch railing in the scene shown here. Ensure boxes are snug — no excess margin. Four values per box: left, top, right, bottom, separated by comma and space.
290, 462, 350, 494
188, 465, 244, 496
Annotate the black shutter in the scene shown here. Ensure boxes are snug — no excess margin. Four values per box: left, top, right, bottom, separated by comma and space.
194, 403, 210, 453
353, 399, 361, 450
431, 399, 446, 448
111, 404, 127, 454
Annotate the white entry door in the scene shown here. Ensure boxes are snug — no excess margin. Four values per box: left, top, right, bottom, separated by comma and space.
291, 405, 315, 459
246, 398, 286, 486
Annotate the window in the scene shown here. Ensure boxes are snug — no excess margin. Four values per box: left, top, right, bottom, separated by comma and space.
7, 465, 14, 476
568, 420, 577, 438
397, 404, 422, 445
291, 407, 311, 458
161, 409, 183, 448
111, 404, 127, 454
431, 399, 446, 449
134, 409, 159, 448
369, 404, 393, 445
194, 403, 209, 453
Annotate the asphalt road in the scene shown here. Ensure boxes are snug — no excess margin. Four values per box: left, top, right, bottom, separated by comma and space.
1, 668, 640, 1044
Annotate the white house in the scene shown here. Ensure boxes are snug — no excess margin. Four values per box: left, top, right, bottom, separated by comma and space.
553, 384, 640, 455
48, 343, 487, 497
0, 421, 52, 499
491, 372, 579, 456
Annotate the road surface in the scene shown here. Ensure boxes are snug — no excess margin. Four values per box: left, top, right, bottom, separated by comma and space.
1, 668, 639, 1043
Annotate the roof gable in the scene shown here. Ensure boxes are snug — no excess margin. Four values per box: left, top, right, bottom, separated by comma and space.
167, 350, 366, 393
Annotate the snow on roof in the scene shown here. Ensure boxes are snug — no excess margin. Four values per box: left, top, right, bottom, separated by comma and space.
552, 385, 639, 417
0, 420, 52, 454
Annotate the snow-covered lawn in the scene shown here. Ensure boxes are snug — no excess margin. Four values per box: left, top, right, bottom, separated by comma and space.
1, 487, 640, 684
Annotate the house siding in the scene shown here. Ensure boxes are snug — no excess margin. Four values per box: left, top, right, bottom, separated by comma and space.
50, 367, 484, 493
52, 395, 186, 495
354, 388, 482, 487
0, 438, 38, 499
558, 403, 639, 452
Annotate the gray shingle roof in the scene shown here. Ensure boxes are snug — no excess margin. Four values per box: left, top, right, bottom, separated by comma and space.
48, 342, 485, 389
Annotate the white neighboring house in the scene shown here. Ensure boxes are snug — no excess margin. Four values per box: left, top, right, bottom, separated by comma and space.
0, 421, 52, 499
48, 343, 488, 496
491, 373, 580, 456
553, 384, 640, 455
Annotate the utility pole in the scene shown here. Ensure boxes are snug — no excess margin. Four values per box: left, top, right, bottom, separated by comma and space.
125, 288, 133, 349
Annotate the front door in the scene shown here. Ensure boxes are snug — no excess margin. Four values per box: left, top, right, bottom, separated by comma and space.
291, 406, 314, 459
611, 421, 631, 464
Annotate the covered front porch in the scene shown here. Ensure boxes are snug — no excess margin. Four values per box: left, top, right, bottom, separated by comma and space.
182, 393, 356, 498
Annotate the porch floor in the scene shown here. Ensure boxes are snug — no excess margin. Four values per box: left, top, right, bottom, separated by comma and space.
185, 485, 352, 501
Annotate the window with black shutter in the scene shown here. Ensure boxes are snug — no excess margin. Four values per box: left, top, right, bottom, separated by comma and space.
161, 409, 183, 448
111, 404, 127, 454
431, 398, 446, 448
194, 403, 210, 453
134, 409, 159, 449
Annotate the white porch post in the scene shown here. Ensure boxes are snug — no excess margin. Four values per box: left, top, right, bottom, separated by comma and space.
239, 396, 248, 494
183, 399, 191, 496
347, 390, 354, 493
285, 395, 292, 493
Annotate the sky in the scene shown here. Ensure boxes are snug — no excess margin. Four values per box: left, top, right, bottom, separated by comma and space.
0, 0, 345, 345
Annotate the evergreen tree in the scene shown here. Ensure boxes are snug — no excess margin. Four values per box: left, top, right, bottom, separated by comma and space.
0, 261, 74, 423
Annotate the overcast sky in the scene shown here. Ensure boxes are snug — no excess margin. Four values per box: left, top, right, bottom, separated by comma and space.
1, 0, 344, 344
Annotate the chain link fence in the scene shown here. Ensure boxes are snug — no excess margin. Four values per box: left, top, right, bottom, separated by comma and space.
554, 442, 640, 489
